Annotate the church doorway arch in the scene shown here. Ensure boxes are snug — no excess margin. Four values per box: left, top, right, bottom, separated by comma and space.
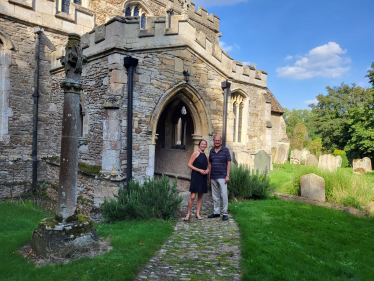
148, 83, 212, 183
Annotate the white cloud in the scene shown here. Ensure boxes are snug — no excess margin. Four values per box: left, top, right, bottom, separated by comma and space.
193, 0, 247, 7
304, 99, 318, 105
285, 55, 293, 60
277, 42, 351, 80
219, 41, 233, 53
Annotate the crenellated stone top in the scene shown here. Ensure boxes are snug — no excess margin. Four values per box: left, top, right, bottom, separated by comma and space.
51, 14, 267, 88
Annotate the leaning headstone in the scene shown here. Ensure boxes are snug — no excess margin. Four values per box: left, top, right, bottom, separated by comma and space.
254, 150, 270, 175
353, 157, 372, 174
274, 144, 289, 164
335, 155, 342, 168
318, 154, 337, 172
300, 173, 325, 201
290, 149, 302, 165
300, 149, 310, 164
305, 154, 319, 167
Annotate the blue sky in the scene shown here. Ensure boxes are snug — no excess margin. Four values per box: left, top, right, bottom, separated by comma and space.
192, 0, 374, 110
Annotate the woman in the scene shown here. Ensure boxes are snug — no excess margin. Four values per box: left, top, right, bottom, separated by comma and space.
184, 139, 209, 221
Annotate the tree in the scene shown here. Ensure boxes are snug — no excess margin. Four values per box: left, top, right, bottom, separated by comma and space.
309, 83, 371, 152
366, 62, 374, 87
308, 137, 323, 156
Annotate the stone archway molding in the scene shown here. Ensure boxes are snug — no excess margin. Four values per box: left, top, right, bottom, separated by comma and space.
0, 30, 16, 51
148, 81, 213, 137
123, 0, 154, 16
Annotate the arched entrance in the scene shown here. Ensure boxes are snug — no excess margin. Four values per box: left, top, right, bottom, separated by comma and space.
147, 83, 212, 183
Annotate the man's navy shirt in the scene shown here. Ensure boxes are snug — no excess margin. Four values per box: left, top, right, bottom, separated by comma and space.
209, 146, 231, 179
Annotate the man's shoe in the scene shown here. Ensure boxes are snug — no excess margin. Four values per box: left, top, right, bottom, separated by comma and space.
222, 214, 228, 221
208, 214, 220, 218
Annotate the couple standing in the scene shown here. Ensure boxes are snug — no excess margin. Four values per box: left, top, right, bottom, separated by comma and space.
184, 135, 231, 221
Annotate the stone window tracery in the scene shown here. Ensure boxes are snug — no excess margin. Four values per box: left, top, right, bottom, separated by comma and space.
231, 93, 245, 143
124, 2, 149, 29
58, 0, 90, 13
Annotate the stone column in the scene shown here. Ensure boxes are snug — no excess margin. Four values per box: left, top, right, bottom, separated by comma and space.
191, 134, 202, 151
57, 82, 82, 219
57, 33, 86, 219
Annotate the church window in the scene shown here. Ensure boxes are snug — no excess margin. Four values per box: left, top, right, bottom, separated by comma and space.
141, 14, 146, 29
74, 0, 82, 5
167, 11, 173, 29
233, 102, 237, 142
238, 103, 243, 142
62, 0, 70, 13
134, 7, 139, 16
231, 92, 246, 143
125, 7, 131, 17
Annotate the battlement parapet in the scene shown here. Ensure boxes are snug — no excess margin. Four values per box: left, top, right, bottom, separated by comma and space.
0, 0, 95, 34
51, 14, 267, 87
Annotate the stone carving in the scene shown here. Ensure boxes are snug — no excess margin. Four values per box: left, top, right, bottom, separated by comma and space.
335, 155, 342, 168
318, 154, 337, 172
60, 33, 86, 84
305, 154, 318, 167
353, 157, 372, 175
290, 149, 302, 165
254, 150, 270, 175
300, 173, 325, 202
300, 148, 310, 164
178, 0, 191, 19
274, 144, 289, 164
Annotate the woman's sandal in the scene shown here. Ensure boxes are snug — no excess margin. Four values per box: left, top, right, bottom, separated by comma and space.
183, 216, 190, 221
196, 215, 202, 220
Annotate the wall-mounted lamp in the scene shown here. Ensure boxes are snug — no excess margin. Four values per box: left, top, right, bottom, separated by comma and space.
183, 70, 190, 83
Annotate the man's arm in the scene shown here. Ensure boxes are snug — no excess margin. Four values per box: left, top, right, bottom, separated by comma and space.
225, 161, 231, 184
208, 162, 211, 182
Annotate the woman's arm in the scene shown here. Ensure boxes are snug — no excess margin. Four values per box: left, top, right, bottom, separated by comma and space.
188, 151, 201, 173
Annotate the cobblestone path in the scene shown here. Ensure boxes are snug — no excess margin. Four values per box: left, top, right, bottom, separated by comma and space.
134, 192, 242, 281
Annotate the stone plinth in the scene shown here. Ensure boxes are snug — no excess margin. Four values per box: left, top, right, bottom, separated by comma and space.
353, 157, 372, 174
318, 154, 337, 172
305, 154, 318, 166
31, 215, 99, 258
300, 173, 325, 202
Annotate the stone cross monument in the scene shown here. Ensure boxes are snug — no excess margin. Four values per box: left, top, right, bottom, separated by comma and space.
58, 33, 86, 219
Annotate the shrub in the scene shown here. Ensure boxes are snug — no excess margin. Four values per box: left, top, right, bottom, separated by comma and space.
333, 149, 349, 168
287, 165, 374, 208
228, 164, 274, 200
101, 175, 183, 222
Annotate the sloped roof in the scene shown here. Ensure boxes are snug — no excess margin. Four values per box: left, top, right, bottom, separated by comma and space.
266, 89, 284, 114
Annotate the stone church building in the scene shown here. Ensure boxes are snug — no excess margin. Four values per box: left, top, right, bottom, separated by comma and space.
0, 0, 288, 205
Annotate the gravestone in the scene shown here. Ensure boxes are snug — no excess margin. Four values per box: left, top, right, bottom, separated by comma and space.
254, 150, 270, 175
335, 155, 342, 168
290, 149, 302, 165
300, 173, 325, 201
353, 157, 372, 174
305, 154, 318, 167
300, 149, 310, 164
318, 154, 337, 172
274, 144, 289, 164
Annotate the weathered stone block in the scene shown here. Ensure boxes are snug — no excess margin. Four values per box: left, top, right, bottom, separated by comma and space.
353, 157, 372, 174
290, 149, 302, 165
305, 154, 318, 167
175, 57, 183, 72
300, 148, 310, 164
273, 143, 289, 164
335, 155, 342, 168
300, 173, 325, 201
318, 154, 337, 172
254, 150, 270, 175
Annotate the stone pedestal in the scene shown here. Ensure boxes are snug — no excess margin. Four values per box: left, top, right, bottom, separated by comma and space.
30, 214, 99, 258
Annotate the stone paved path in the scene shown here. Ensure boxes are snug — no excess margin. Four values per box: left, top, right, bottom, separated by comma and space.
134, 192, 242, 281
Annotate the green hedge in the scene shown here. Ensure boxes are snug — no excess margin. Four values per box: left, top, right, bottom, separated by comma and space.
333, 149, 349, 168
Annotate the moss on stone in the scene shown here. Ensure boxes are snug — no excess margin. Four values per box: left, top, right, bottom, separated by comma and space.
48, 156, 60, 163
38, 217, 57, 229
77, 195, 94, 205
78, 162, 101, 175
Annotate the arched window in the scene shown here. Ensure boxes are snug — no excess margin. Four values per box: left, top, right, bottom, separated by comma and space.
74, 0, 82, 5
173, 106, 188, 149
125, 7, 131, 17
133, 7, 139, 16
141, 14, 146, 29
167, 11, 173, 29
231, 93, 245, 143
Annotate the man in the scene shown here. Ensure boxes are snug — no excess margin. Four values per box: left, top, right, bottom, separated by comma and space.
208, 135, 231, 221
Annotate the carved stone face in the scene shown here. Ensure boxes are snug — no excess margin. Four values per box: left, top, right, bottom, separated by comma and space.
60, 33, 86, 84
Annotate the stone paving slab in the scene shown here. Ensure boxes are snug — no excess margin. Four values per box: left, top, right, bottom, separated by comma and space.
134, 192, 242, 281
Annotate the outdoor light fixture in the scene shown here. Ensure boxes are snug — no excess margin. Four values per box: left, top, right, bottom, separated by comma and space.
183, 70, 190, 83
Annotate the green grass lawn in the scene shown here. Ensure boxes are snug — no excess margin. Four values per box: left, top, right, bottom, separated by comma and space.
0, 201, 174, 281
230, 198, 374, 281
270, 163, 297, 193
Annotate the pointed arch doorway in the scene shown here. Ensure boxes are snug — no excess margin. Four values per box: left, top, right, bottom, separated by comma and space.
148, 84, 212, 186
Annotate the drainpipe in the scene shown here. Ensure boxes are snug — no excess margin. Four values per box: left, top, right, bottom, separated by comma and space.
32, 27, 44, 194
221, 80, 231, 147
124, 55, 138, 186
